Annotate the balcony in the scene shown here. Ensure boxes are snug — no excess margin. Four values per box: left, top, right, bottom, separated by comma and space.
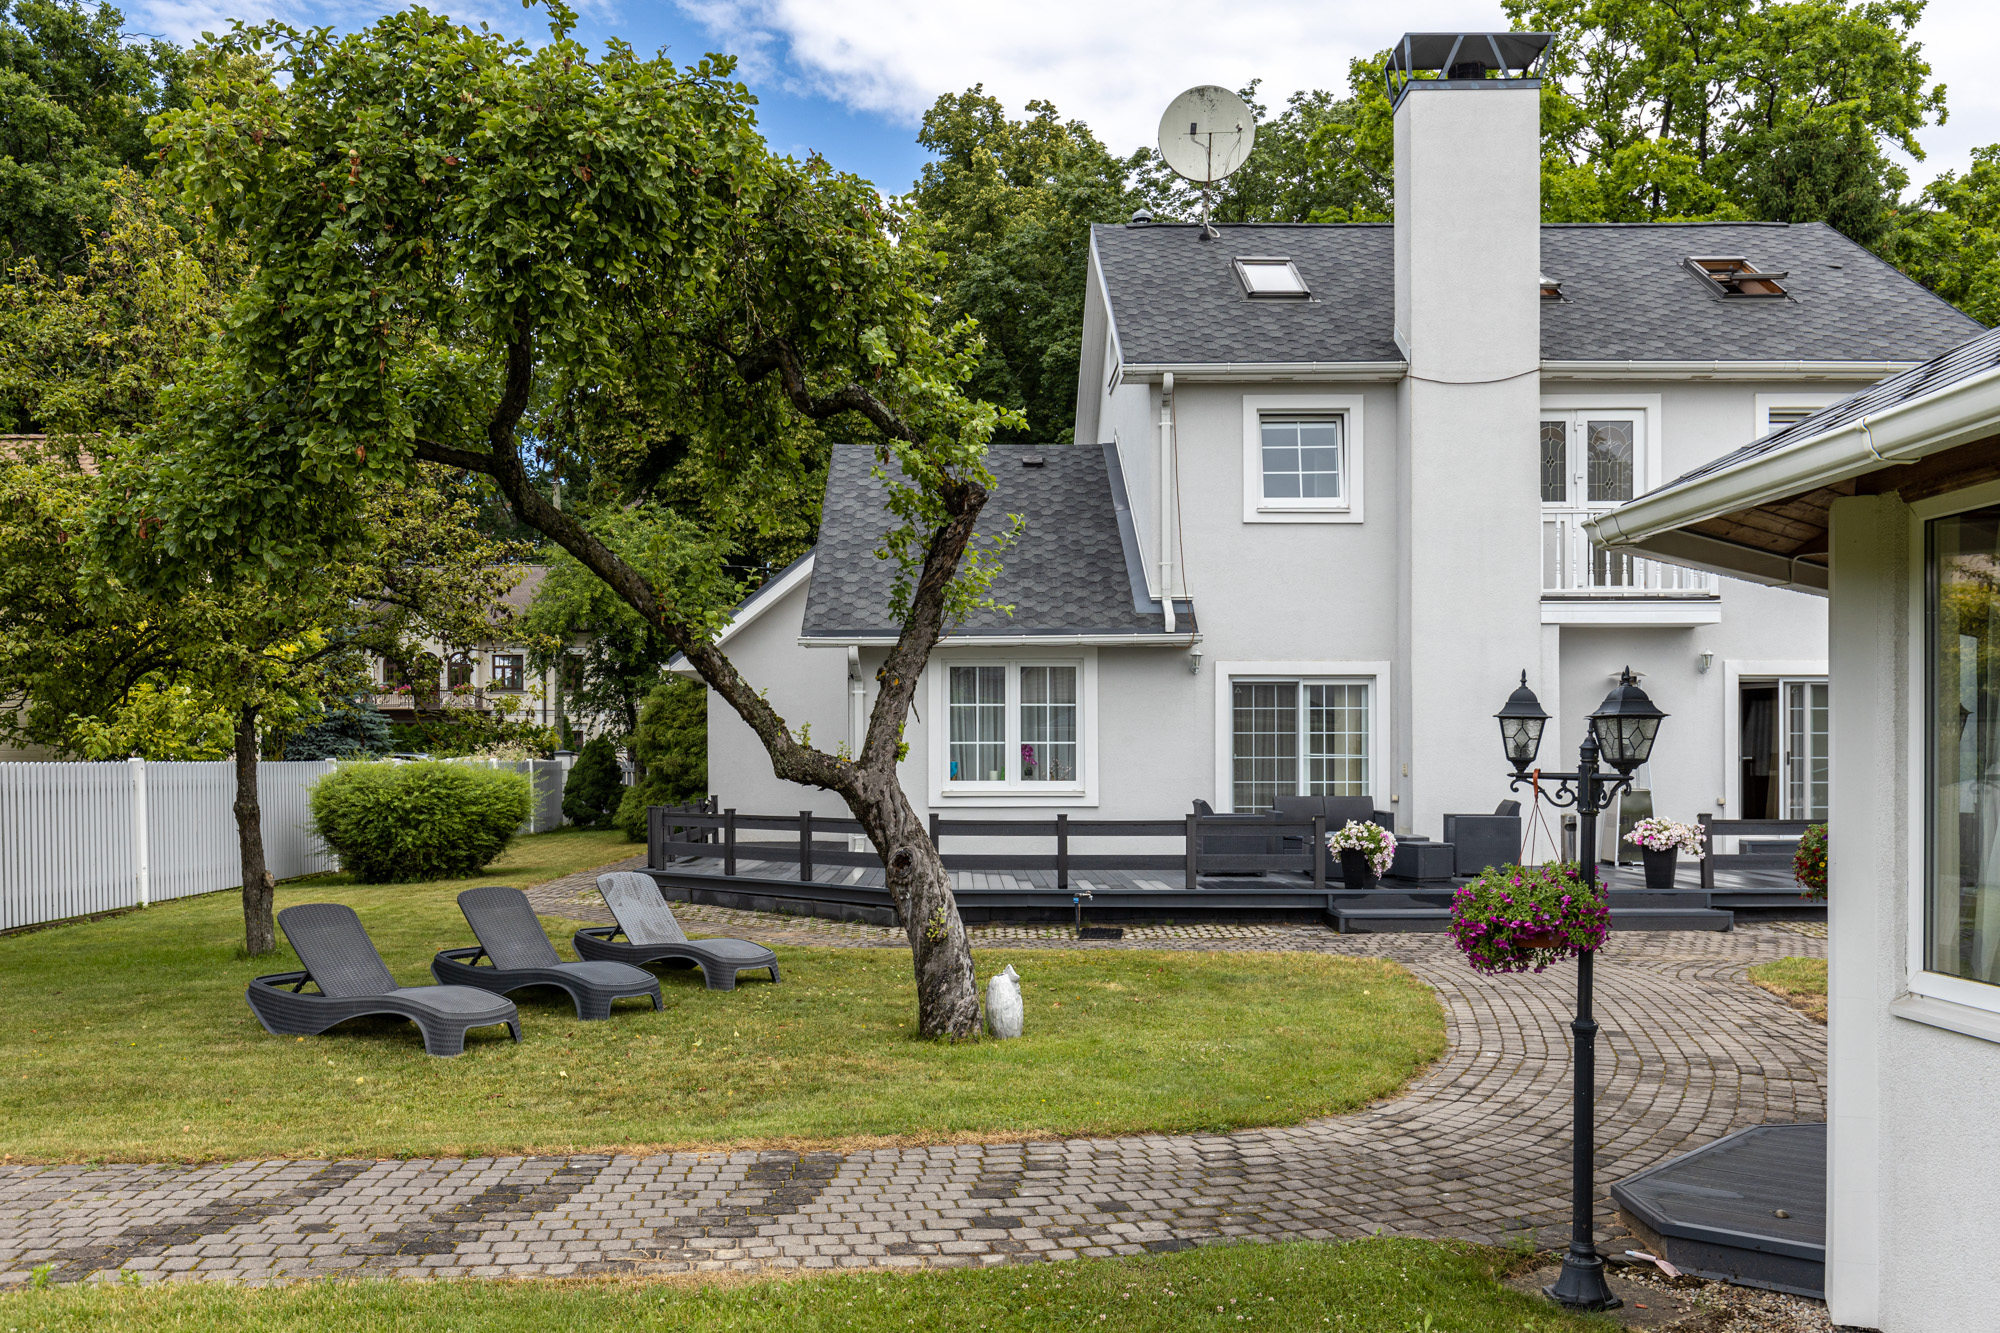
1542, 514, 1720, 626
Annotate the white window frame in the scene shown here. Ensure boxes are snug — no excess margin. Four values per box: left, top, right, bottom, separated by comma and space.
927, 649, 1098, 806
1242, 394, 1365, 524
1538, 394, 1663, 497
1211, 661, 1391, 812
1719, 659, 1829, 835
1753, 391, 1845, 439
1906, 477, 2000, 1026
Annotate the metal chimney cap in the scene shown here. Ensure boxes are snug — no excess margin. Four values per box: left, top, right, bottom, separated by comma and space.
1386, 32, 1553, 105
1129, 207, 1154, 225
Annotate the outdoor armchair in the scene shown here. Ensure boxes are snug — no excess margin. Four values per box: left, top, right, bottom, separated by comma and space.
432, 885, 663, 1021
574, 871, 780, 991
246, 902, 520, 1058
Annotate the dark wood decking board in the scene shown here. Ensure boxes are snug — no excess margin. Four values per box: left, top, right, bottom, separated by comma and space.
1612, 1122, 1826, 1299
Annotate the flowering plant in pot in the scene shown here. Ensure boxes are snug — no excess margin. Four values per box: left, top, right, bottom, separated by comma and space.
1624, 816, 1705, 889
1793, 823, 1827, 900
1327, 819, 1396, 889
1448, 862, 1610, 974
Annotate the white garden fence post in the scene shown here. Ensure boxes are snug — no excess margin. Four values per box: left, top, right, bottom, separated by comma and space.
127, 756, 149, 908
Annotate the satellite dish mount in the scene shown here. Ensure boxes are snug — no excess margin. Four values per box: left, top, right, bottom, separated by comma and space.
1157, 86, 1256, 240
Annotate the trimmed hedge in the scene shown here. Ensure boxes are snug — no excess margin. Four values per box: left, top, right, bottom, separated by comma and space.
309, 761, 532, 883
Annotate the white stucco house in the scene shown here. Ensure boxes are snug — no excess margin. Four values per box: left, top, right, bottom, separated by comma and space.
692, 32, 1981, 850
1596, 325, 2000, 1332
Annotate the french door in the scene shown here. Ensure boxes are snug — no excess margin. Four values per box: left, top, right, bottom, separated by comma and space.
1781, 679, 1829, 821
1540, 411, 1643, 590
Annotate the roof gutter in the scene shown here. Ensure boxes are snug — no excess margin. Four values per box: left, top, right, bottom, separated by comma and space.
799, 634, 1202, 649
1541, 358, 1919, 382
1120, 361, 1408, 382
1591, 360, 2000, 561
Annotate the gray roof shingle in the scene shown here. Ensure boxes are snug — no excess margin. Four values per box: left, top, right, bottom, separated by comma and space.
1094, 220, 1983, 366
800, 443, 1191, 639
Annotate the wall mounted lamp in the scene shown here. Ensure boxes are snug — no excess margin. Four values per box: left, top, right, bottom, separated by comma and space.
1697, 651, 1714, 674
1188, 646, 1203, 675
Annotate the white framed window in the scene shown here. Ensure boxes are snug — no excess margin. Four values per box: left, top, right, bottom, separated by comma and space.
929, 651, 1097, 804
1753, 392, 1845, 439
1211, 661, 1389, 812
1233, 256, 1310, 299
1241, 394, 1365, 524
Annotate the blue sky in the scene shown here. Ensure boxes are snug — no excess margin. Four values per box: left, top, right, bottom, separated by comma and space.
125, 0, 1998, 196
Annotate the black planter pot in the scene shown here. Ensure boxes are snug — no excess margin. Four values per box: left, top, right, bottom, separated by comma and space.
1642, 845, 1680, 889
1340, 849, 1379, 891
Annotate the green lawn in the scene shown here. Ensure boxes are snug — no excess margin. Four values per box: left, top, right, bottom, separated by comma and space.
0, 830, 1444, 1162
1747, 956, 1827, 1024
0, 1239, 1604, 1332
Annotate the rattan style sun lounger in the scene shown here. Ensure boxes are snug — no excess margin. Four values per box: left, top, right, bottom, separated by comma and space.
574, 871, 781, 991
432, 885, 662, 1021
246, 903, 521, 1057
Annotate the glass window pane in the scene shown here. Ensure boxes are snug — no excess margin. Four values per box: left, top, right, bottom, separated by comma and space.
1586, 420, 1634, 503
1261, 418, 1341, 502
949, 665, 1007, 782
1232, 681, 1298, 812
1540, 420, 1567, 503
1020, 666, 1077, 783
1239, 260, 1305, 293
1306, 683, 1369, 795
1929, 509, 2000, 988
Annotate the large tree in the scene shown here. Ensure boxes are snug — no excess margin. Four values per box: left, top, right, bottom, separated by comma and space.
1884, 145, 2000, 327
134, 6, 1015, 1032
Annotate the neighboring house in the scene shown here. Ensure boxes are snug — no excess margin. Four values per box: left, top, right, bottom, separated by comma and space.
1595, 325, 2000, 1332
692, 31, 1982, 843
368, 565, 566, 729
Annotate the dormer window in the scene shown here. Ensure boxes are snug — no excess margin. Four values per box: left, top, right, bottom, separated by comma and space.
1540, 274, 1564, 301
1685, 256, 1788, 298
1234, 257, 1309, 299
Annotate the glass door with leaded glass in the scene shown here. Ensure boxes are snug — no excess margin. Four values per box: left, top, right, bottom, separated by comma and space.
1540, 411, 1642, 592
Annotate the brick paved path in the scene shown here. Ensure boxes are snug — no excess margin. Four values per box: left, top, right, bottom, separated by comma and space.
0, 901, 1824, 1286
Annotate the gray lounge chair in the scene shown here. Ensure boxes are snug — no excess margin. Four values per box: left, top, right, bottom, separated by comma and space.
574, 872, 780, 990
432, 886, 663, 1020
246, 903, 520, 1057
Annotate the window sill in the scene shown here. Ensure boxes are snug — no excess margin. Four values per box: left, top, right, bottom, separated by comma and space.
1890, 992, 2000, 1045
1247, 505, 1361, 525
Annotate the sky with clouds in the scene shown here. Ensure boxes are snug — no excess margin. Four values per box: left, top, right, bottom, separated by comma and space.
123, 0, 1999, 197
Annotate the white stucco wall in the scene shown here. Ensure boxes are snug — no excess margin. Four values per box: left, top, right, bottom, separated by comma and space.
1824, 491, 2000, 1333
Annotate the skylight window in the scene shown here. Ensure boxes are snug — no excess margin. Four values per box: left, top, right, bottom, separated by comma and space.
1234, 257, 1310, 299
1540, 274, 1564, 301
1685, 256, 1789, 298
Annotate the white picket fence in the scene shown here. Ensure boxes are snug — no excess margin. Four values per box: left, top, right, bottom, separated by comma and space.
0, 755, 580, 932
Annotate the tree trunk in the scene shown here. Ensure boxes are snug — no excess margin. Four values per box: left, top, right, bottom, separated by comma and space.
233, 703, 277, 956
852, 768, 980, 1038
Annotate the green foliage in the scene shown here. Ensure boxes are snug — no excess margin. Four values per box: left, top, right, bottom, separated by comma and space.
1794, 822, 1828, 897
67, 679, 236, 760
282, 702, 393, 762
907, 88, 1136, 443
309, 760, 530, 882
520, 542, 682, 743
561, 736, 624, 827
1506, 0, 1942, 240
0, 0, 188, 278
1883, 145, 2000, 325
385, 713, 558, 760
613, 677, 708, 840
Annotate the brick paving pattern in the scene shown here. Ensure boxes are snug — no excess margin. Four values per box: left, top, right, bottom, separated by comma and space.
0, 893, 1825, 1287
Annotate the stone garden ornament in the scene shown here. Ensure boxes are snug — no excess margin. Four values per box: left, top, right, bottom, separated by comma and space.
986, 964, 1023, 1039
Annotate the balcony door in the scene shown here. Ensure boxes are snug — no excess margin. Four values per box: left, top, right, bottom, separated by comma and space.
1541, 411, 1647, 591
1740, 678, 1828, 820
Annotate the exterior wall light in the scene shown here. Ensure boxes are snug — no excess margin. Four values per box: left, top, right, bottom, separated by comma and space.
1188, 647, 1203, 675
1698, 651, 1714, 674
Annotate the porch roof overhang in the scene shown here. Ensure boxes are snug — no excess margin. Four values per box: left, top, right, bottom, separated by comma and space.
1589, 348, 2000, 595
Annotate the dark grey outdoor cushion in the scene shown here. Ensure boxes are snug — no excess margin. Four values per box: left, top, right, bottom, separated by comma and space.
574, 872, 780, 991
431, 885, 662, 1021
246, 902, 520, 1058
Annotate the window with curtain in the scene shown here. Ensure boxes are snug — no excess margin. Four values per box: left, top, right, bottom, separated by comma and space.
1233, 680, 1370, 811
949, 666, 1007, 782
1019, 666, 1077, 782
1929, 508, 2000, 989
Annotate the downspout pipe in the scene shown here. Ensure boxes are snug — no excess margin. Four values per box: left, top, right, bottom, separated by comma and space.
1159, 371, 1176, 633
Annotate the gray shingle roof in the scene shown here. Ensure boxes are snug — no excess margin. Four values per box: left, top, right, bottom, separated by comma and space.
1094, 221, 1983, 366
1649, 324, 2000, 495
801, 443, 1192, 639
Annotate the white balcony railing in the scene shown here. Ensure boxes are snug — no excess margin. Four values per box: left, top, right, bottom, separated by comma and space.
1543, 513, 1717, 597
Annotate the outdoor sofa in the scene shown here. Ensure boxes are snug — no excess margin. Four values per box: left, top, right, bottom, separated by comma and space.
431, 885, 663, 1021
246, 902, 521, 1057
574, 871, 781, 990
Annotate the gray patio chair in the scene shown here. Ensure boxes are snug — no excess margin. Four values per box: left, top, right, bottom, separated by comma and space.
246, 902, 520, 1058
432, 885, 662, 1021
574, 871, 780, 991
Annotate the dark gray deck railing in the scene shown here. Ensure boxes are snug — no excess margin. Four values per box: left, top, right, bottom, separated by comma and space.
1695, 814, 1816, 892
647, 804, 1332, 892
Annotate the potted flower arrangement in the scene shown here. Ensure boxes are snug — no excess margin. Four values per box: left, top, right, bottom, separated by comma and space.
1327, 819, 1397, 890
1448, 862, 1609, 974
1623, 816, 1705, 889
1793, 823, 1827, 900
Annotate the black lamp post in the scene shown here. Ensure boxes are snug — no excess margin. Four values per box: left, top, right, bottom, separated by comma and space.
1492, 666, 1666, 1312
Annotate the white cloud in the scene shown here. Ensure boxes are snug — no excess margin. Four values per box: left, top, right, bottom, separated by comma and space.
672, 0, 1999, 183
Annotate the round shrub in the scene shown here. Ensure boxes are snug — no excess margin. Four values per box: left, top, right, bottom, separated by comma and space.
562, 735, 625, 827
309, 760, 532, 883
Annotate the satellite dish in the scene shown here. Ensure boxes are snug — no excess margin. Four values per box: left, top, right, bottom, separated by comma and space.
1157, 85, 1256, 185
